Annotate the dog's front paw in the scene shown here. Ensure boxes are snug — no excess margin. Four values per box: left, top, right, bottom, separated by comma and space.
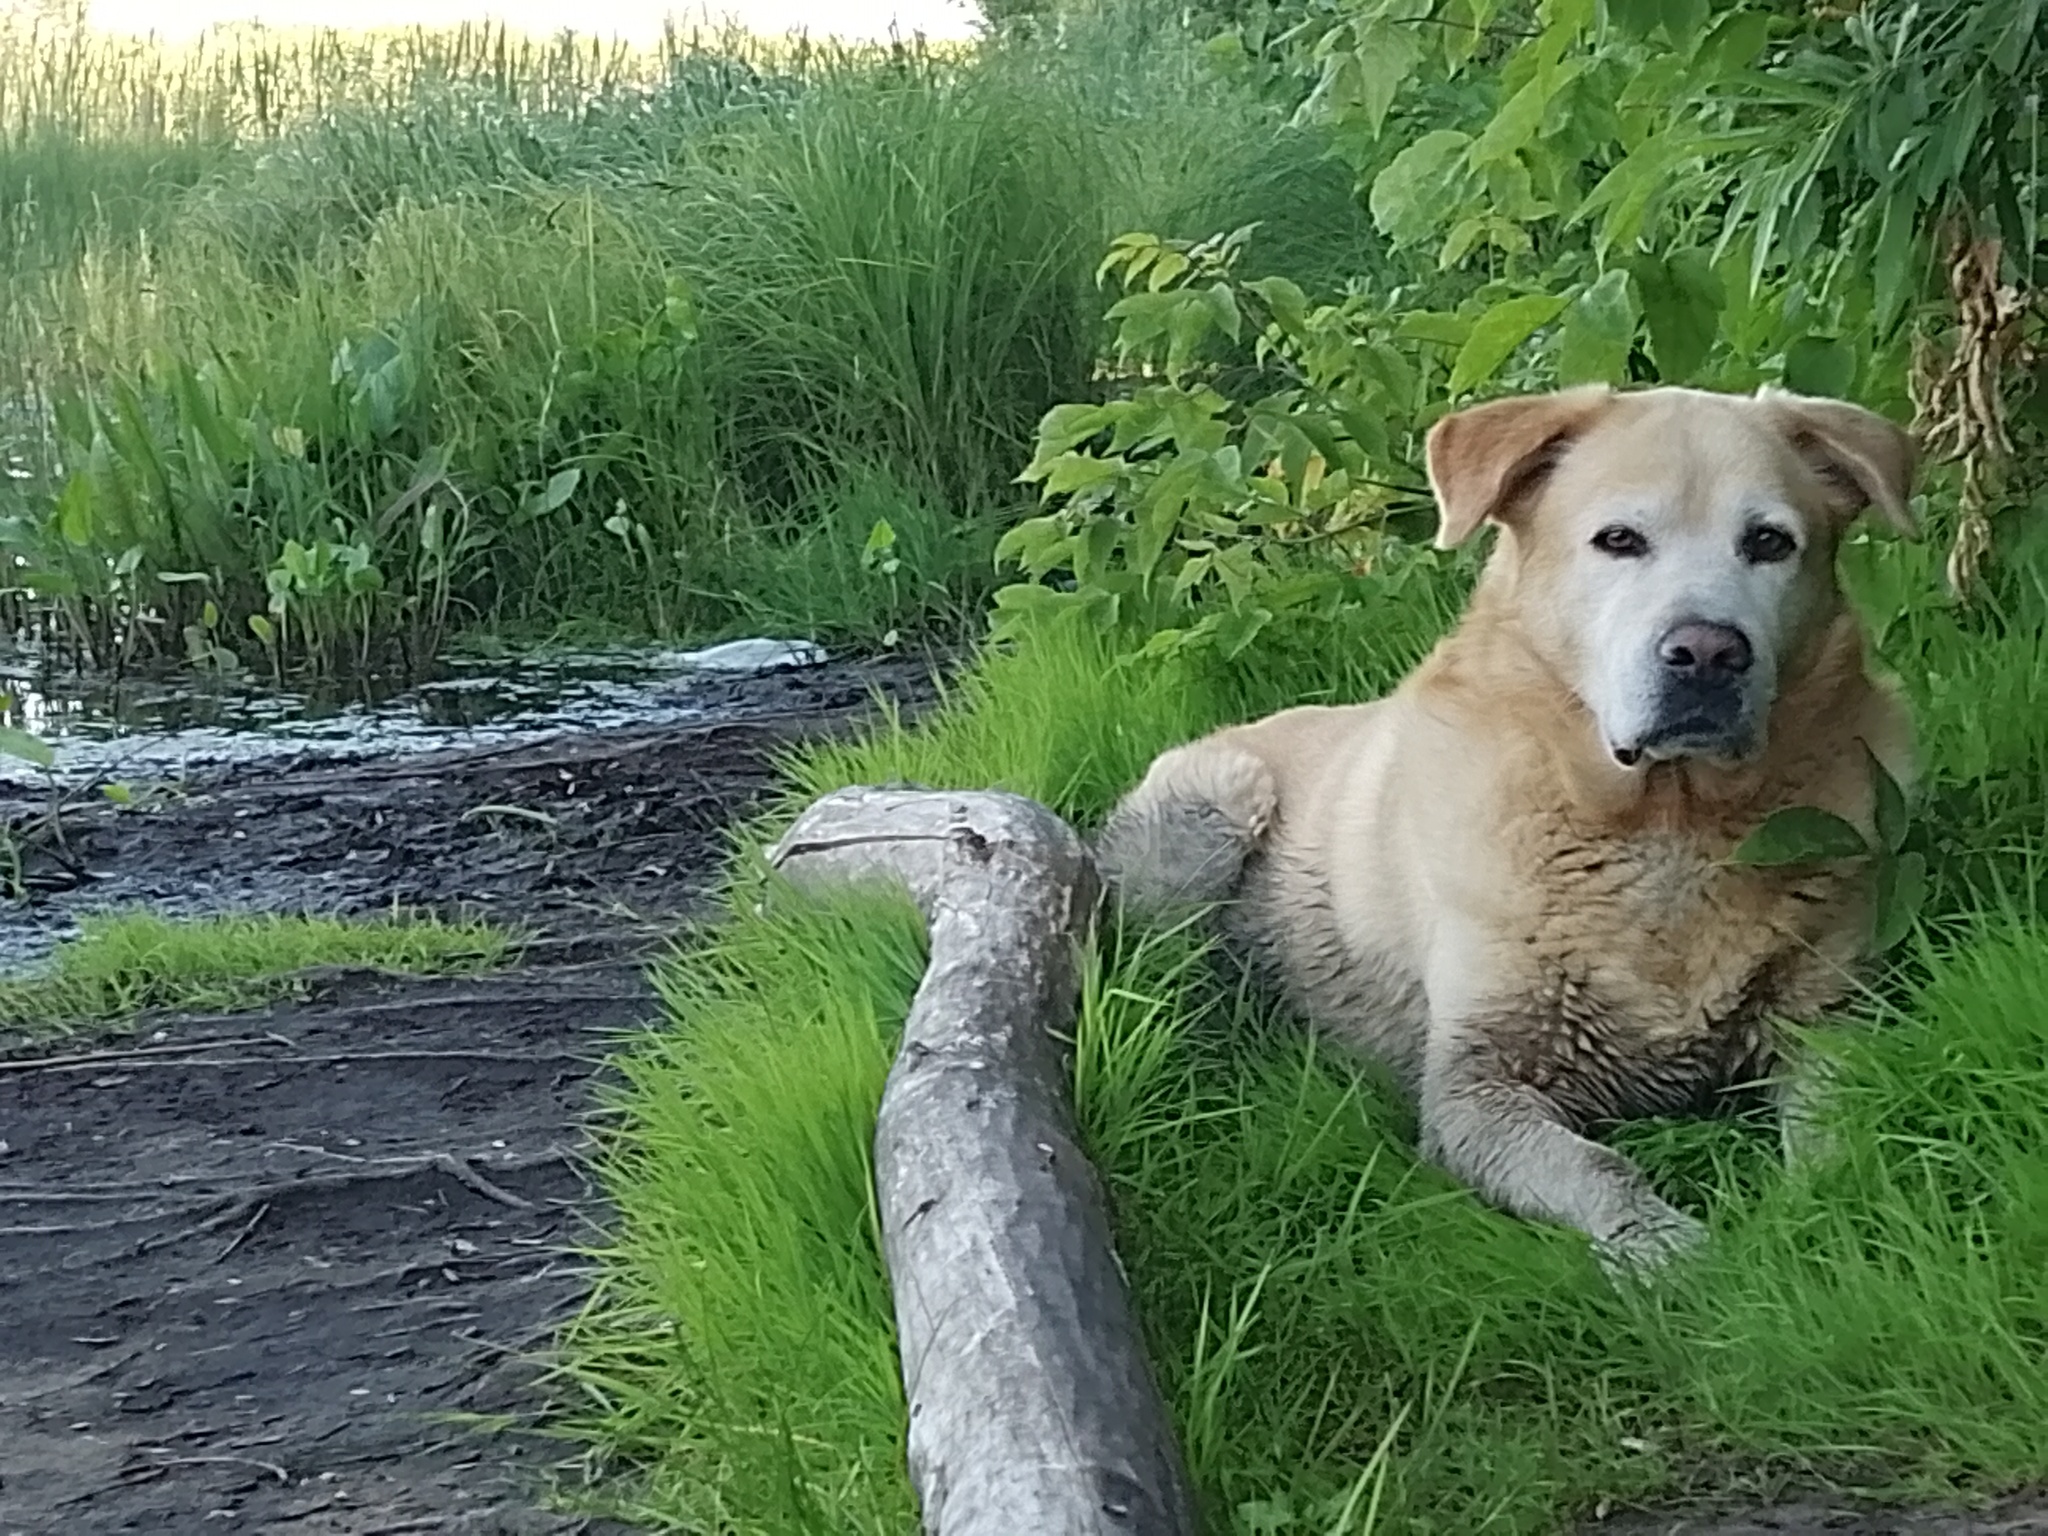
1595, 1204, 1707, 1279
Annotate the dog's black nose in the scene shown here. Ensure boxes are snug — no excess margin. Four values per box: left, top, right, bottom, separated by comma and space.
1659, 621, 1752, 679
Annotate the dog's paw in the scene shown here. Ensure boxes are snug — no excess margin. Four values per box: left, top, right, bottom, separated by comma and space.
1595, 1205, 1707, 1280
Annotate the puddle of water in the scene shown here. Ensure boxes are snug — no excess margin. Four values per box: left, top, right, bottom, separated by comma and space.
0, 637, 833, 791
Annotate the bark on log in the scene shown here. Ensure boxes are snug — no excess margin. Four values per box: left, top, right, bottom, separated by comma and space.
768, 787, 1197, 1536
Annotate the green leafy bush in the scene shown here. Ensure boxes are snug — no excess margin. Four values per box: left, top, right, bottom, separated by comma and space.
1001, 0, 2045, 646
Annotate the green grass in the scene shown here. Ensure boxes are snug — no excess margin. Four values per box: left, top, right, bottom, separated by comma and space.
0, 7, 1343, 673
0, 909, 517, 1040
558, 534, 2048, 1533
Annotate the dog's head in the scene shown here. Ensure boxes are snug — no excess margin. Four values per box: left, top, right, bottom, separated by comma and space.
1427, 383, 1914, 770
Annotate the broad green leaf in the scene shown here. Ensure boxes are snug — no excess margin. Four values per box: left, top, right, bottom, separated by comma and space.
1398, 311, 1475, 349
1211, 604, 1272, 660
1629, 249, 1723, 383
1076, 512, 1125, 583
1865, 743, 1910, 854
1448, 293, 1569, 396
0, 727, 54, 769
1347, 19, 1425, 139
1369, 131, 1472, 248
1030, 403, 1115, 462
1783, 335, 1856, 399
543, 467, 581, 511
1334, 400, 1390, 462
1439, 217, 1492, 270
1662, 0, 1709, 48
1871, 181, 1920, 330
1557, 270, 1638, 385
1699, 8, 1770, 74
55, 472, 95, 547
1606, 0, 1665, 38
1145, 249, 1190, 292
1097, 233, 1160, 287
992, 517, 1064, 572
1873, 851, 1926, 952
1541, 0, 1595, 34
1036, 453, 1122, 498
988, 582, 1088, 639
1203, 282, 1242, 344
1247, 276, 1310, 338
1576, 134, 1688, 253
1471, 68, 1568, 167
1732, 806, 1871, 867
1166, 300, 1217, 381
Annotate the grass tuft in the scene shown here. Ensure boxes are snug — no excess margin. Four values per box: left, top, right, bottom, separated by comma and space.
0, 908, 516, 1039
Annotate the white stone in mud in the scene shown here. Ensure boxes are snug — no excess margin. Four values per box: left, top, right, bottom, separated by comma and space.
677, 638, 827, 672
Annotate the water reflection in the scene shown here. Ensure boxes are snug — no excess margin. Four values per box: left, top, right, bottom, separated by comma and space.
0, 638, 829, 788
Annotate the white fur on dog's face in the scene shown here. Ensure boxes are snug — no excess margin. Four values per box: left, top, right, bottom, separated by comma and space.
1509, 391, 1841, 768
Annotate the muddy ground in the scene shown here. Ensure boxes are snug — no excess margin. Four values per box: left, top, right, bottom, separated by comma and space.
1, 649, 2041, 1535
0, 655, 936, 1534
1591, 1497, 2048, 1535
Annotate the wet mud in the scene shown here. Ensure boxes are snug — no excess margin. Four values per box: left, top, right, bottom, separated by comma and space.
1587, 1494, 2048, 1535
0, 651, 937, 1534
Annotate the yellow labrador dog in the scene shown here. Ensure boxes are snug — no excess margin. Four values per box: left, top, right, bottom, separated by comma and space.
1096, 384, 1915, 1267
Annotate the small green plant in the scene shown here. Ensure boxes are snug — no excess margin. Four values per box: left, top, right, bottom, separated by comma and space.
1731, 746, 1928, 953
602, 499, 673, 637
0, 700, 59, 902
0, 702, 53, 775
998, 226, 1438, 659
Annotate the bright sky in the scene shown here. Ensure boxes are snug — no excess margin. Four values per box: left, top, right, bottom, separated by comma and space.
83, 0, 981, 45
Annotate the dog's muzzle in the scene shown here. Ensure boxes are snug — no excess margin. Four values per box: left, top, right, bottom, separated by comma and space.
1612, 620, 1760, 766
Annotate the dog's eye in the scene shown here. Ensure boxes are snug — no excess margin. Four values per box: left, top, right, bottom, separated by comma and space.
1739, 524, 1798, 565
1591, 524, 1648, 558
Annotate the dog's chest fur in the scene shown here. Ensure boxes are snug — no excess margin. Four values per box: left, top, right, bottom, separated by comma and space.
1487, 816, 1866, 1125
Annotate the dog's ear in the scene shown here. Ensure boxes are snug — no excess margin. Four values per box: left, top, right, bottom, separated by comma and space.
1755, 386, 1918, 539
1426, 386, 1614, 549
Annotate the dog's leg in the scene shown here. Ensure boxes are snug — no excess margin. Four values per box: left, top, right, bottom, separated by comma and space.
1419, 1040, 1705, 1271
1093, 741, 1277, 918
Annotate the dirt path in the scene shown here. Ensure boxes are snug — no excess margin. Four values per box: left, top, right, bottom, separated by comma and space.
1589, 1495, 2048, 1534
0, 656, 936, 1533
2, 964, 635, 1533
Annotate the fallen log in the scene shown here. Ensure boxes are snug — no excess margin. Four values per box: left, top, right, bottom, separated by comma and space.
768, 786, 1197, 1536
